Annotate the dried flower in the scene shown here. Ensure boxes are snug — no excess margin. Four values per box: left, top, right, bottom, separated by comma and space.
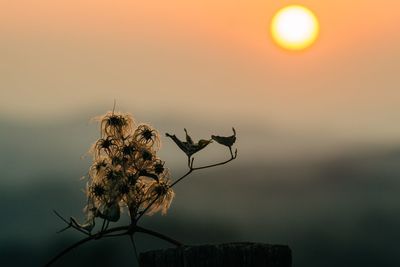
83, 111, 175, 226
82, 111, 237, 228
47, 108, 239, 267
90, 183, 106, 198
153, 159, 165, 175
134, 124, 161, 150
144, 174, 175, 215
96, 111, 135, 138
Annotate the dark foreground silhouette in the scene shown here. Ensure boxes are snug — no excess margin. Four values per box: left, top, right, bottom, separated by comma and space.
140, 242, 292, 267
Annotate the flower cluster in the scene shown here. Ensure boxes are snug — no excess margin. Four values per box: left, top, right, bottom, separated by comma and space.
83, 111, 174, 230
45, 104, 240, 267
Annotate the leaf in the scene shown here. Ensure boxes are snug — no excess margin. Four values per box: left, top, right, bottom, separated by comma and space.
184, 128, 194, 144
165, 133, 190, 155
211, 128, 236, 147
166, 129, 212, 157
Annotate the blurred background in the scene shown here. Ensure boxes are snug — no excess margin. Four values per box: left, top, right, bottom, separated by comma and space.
1, 1, 400, 266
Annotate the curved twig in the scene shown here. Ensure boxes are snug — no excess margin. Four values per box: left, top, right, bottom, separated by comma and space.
170, 148, 237, 188
135, 225, 182, 247
53, 210, 90, 236
192, 148, 237, 171
44, 225, 129, 267
44, 224, 181, 266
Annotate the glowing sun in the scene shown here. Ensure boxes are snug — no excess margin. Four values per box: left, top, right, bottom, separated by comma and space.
271, 5, 320, 51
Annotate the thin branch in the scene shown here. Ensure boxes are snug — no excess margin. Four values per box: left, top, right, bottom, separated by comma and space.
136, 147, 237, 224
192, 148, 237, 171
53, 210, 73, 227
53, 210, 90, 236
102, 232, 127, 238
45, 224, 181, 266
136, 196, 159, 221
129, 234, 140, 266
170, 148, 237, 188
112, 99, 116, 114
100, 218, 107, 232
45, 235, 94, 267
44, 225, 129, 267
103, 225, 182, 246
56, 225, 71, 234
135, 225, 182, 247
170, 169, 193, 188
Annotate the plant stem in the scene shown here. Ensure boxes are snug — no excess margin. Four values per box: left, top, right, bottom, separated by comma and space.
129, 234, 140, 266
44, 225, 181, 267
44, 225, 128, 267
135, 225, 182, 246
170, 148, 237, 188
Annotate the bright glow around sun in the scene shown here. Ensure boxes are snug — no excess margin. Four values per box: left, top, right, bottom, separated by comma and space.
271, 5, 319, 51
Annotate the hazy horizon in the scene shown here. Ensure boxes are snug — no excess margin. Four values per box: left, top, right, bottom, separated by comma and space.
1, 1, 400, 266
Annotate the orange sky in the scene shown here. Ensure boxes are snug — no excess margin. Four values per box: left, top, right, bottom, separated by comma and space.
1, 0, 400, 150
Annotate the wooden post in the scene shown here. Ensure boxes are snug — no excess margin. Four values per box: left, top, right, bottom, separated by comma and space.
139, 242, 292, 267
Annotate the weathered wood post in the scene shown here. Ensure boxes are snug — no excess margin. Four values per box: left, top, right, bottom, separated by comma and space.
139, 242, 292, 267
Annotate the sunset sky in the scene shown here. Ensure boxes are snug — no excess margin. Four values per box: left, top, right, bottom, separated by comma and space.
2, 2, 400, 266
1, 0, 400, 154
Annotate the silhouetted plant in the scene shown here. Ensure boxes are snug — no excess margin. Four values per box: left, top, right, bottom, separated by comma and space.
45, 108, 237, 266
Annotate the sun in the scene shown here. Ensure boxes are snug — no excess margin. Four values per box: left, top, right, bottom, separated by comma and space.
270, 5, 320, 51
